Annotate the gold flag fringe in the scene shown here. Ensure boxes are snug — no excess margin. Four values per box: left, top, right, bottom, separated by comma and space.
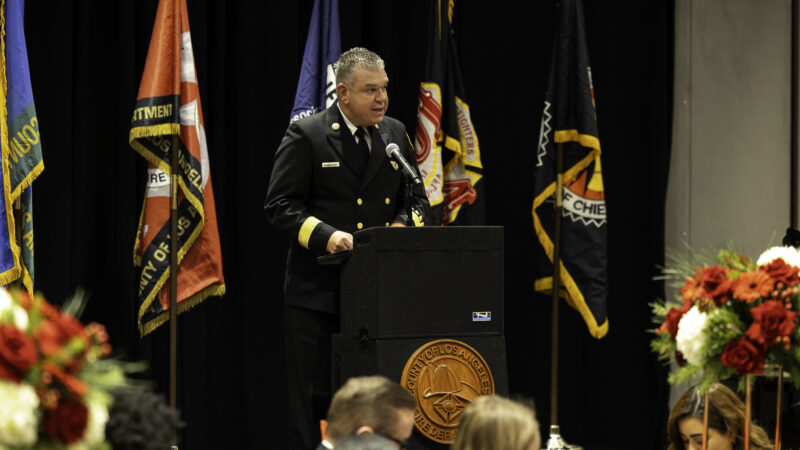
0, 0, 23, 288
139, 283, 226, 336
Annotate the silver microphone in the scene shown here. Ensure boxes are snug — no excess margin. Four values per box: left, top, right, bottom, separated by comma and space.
385, 143, 422, 185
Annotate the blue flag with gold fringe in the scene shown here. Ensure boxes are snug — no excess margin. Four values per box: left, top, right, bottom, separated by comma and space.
289, 0, 340, 123
0, 0, 43, 292
532, 0, 608, 339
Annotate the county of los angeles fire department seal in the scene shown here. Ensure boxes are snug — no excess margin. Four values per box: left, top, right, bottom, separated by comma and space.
400, 339, 495, 444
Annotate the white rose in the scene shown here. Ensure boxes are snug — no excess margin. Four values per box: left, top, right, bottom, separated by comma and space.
675, 305, 709, 366
0, 379, 39, 447
0, 288, 10, 311
0, 288, 27, 329
757, 245, 800, 268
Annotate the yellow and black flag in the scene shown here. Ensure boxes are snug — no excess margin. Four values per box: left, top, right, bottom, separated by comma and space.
130, 0, 225, 336
532, 0, 608, 339
414, 0, 484, 225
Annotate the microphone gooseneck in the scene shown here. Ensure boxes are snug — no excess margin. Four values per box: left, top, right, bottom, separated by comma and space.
385, 143, 422, 185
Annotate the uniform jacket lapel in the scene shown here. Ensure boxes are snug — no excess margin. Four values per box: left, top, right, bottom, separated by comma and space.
361, 124, 388, 189
325, 106, 364, 177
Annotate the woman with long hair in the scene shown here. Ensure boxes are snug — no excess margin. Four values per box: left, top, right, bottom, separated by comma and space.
667, 383, 772, 450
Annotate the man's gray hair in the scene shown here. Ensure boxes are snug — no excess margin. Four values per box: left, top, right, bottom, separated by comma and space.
335, 47, 385, 88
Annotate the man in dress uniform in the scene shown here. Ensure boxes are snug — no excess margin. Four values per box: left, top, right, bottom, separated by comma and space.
264, 47, 429, 449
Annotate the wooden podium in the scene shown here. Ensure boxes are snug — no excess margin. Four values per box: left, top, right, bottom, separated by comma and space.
331, 226, 508, 449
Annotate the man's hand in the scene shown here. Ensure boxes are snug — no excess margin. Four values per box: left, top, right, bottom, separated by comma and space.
326, 231, 353, 253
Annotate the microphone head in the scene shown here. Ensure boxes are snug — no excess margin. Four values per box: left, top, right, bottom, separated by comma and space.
385, 143, 400, 157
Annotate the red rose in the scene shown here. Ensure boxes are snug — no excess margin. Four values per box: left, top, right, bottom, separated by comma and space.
0, 324, 37, 383
721, 338, 766, 375
745, 300, 798, 346
700, 266, 726, 292
657, 300, 692, 339
43, 398, 89, 444
760, 257, 800, 287
35, 313, 90, 374
35, 313, 89, 356
697, 266, 732, 304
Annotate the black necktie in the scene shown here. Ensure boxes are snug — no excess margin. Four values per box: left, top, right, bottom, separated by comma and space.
354, 127, 370, 165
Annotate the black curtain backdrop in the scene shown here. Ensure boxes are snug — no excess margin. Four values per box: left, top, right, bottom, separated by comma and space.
23, 1, 673, 449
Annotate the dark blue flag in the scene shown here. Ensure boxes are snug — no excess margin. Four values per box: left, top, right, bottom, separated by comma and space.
290, 0, 341, 123
0, 0, 43, 293
532, 0, 608, 338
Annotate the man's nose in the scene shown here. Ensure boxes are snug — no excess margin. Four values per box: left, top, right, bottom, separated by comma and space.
376, 88, 387, 102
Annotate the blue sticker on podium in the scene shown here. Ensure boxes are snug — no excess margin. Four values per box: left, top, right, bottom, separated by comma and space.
472, 312, 491, 322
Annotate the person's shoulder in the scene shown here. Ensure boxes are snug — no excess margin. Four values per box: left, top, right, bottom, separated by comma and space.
378, 115, 404, 131
293, 106, 339, 131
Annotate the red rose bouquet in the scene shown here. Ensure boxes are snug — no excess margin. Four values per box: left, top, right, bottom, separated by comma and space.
0, 287, 123, 449
651, 246, 800, 390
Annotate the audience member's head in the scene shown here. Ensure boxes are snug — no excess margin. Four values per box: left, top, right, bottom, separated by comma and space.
332, 433, 400, 450
450, 395, 540, 450
104, 386, 184, 450
667, 383, 772, 450
325, 375, 416, 447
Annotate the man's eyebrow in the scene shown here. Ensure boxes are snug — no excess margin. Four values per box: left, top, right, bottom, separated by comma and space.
364, 80, 389, 87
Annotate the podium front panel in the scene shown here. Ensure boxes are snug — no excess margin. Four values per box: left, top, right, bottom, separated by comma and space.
331, 333, 509, 450
340, 226, 504, 338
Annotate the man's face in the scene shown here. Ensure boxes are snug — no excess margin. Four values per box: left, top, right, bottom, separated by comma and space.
338, 68, 389, 127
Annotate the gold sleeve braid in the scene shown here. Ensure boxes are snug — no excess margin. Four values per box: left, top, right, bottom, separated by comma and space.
298, 216, 322, 249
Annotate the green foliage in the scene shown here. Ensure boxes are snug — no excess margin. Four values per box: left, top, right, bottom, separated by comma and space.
697, 360, 736, 392
717, 248, 755, 272
651, 333, 675, 362
650, 300, 669, 326
701, 307, 744, 359
668, 363, 702, 385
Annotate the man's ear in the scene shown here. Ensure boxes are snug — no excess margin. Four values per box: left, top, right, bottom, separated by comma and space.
336, 83, 348, 104
354, 425, 374, 435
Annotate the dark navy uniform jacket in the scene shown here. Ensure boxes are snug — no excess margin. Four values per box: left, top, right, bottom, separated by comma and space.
264, 104, 429, 314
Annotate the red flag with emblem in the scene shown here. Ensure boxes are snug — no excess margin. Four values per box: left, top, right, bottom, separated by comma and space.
414, 0, 484, 225
129, 0, 225, 336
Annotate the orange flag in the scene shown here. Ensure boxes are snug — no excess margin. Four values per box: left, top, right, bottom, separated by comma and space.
129, 0, 225, 336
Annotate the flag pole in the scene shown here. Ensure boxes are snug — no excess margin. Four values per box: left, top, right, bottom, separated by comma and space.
545, 142, 570, 450
551, 142, 563, 427
550, 2, 564, 432
169, 132, 179, 438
